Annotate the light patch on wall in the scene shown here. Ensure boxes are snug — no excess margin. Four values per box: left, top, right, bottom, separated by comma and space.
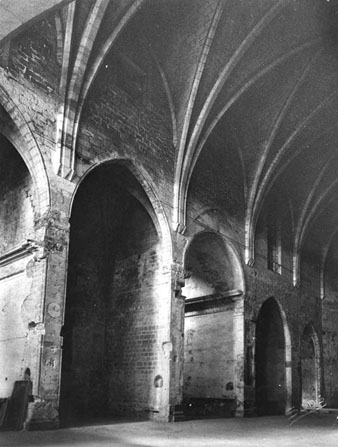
0, 271, 30, 395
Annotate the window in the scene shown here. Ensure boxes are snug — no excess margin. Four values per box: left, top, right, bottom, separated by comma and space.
267, 215, 282, 274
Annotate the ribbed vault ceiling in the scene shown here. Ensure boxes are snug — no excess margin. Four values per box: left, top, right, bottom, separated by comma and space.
2, 0, 338, 276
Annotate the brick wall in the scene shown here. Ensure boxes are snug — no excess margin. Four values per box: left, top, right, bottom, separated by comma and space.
0, 14, 60, 174
60, 164, 170, 421
184, 309, 235, 399
106, 201, 162, 415
6, 18, 60, 95
0, 2, 336, 424
77, 43, 175, 203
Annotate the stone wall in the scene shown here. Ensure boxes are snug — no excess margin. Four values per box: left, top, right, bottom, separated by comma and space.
184, 309, 235, 399
59, 164, 171, 423
0, 2, 337, 429
0, 134, 47, 418
0, 258, 45, 397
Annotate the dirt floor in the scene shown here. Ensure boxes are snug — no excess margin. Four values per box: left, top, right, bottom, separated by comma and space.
0, 414, 338, 447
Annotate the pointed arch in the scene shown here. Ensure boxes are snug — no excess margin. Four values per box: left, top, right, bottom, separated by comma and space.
61, 157, 173, 424
0, 84, 50, 216
255, 297, 292, 414
69, 157, 172, 260
182, 230, 245, 416
183, 230, 245, 295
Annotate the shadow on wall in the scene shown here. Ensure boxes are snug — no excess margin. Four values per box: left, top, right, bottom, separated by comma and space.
59, 162, 167, 427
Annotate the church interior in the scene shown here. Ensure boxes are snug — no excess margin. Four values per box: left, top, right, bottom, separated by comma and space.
1, 0, 338, 434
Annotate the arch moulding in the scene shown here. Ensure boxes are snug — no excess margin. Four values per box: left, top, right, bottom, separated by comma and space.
0, 84, 50, 217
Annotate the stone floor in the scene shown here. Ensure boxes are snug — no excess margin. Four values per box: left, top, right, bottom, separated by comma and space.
1, 414, 338, 447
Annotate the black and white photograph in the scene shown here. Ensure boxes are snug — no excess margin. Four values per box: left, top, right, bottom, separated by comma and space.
0, 1, 338, 445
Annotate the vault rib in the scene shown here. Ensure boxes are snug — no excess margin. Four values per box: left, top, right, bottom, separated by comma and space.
62, 0, 110, 179
245, 48, 322, 263
71, 0, 146, 180
173, 0, 224, 231
294, 176, 338, 286
178, 39, 320, 239
293, 153, 336, 282
54, 1, 75, 176
177, 0, 289, 232
148, 42, 178, 148
320, 226, 338, 299
250, 90, 338, 265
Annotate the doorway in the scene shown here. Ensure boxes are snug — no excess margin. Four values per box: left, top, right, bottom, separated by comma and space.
255, 298, 288, 415
60, 163, 163, 426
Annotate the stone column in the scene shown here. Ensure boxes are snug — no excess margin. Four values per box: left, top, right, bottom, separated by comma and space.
168, 260, 185, 421
26, 209, 70, 429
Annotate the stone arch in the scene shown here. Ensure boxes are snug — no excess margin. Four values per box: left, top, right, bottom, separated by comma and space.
60, 159, 173, 425
255, 297, 292, 415
0, 86, 50, 216
182, 230, 245, 296
69, 158, 172, 259
0, 102, 49, 405
300, 324, 321, 408
182, 230, 245, 418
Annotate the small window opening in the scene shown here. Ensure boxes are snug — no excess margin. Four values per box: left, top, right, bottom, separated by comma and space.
267, 215, 282, 274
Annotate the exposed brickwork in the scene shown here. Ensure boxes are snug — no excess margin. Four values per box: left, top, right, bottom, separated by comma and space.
0, 0, 338, 430
189, 0, 273, 131
184, 309, 235, 399
143, 0, 220, 133
78, 48, 174, 200
186, 127, 246, 230
57, 165, 171, 421
6, 19, 60, 95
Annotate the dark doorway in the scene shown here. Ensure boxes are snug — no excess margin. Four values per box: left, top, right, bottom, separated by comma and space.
59, 163, 161, 426
255, 298, 286, 415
